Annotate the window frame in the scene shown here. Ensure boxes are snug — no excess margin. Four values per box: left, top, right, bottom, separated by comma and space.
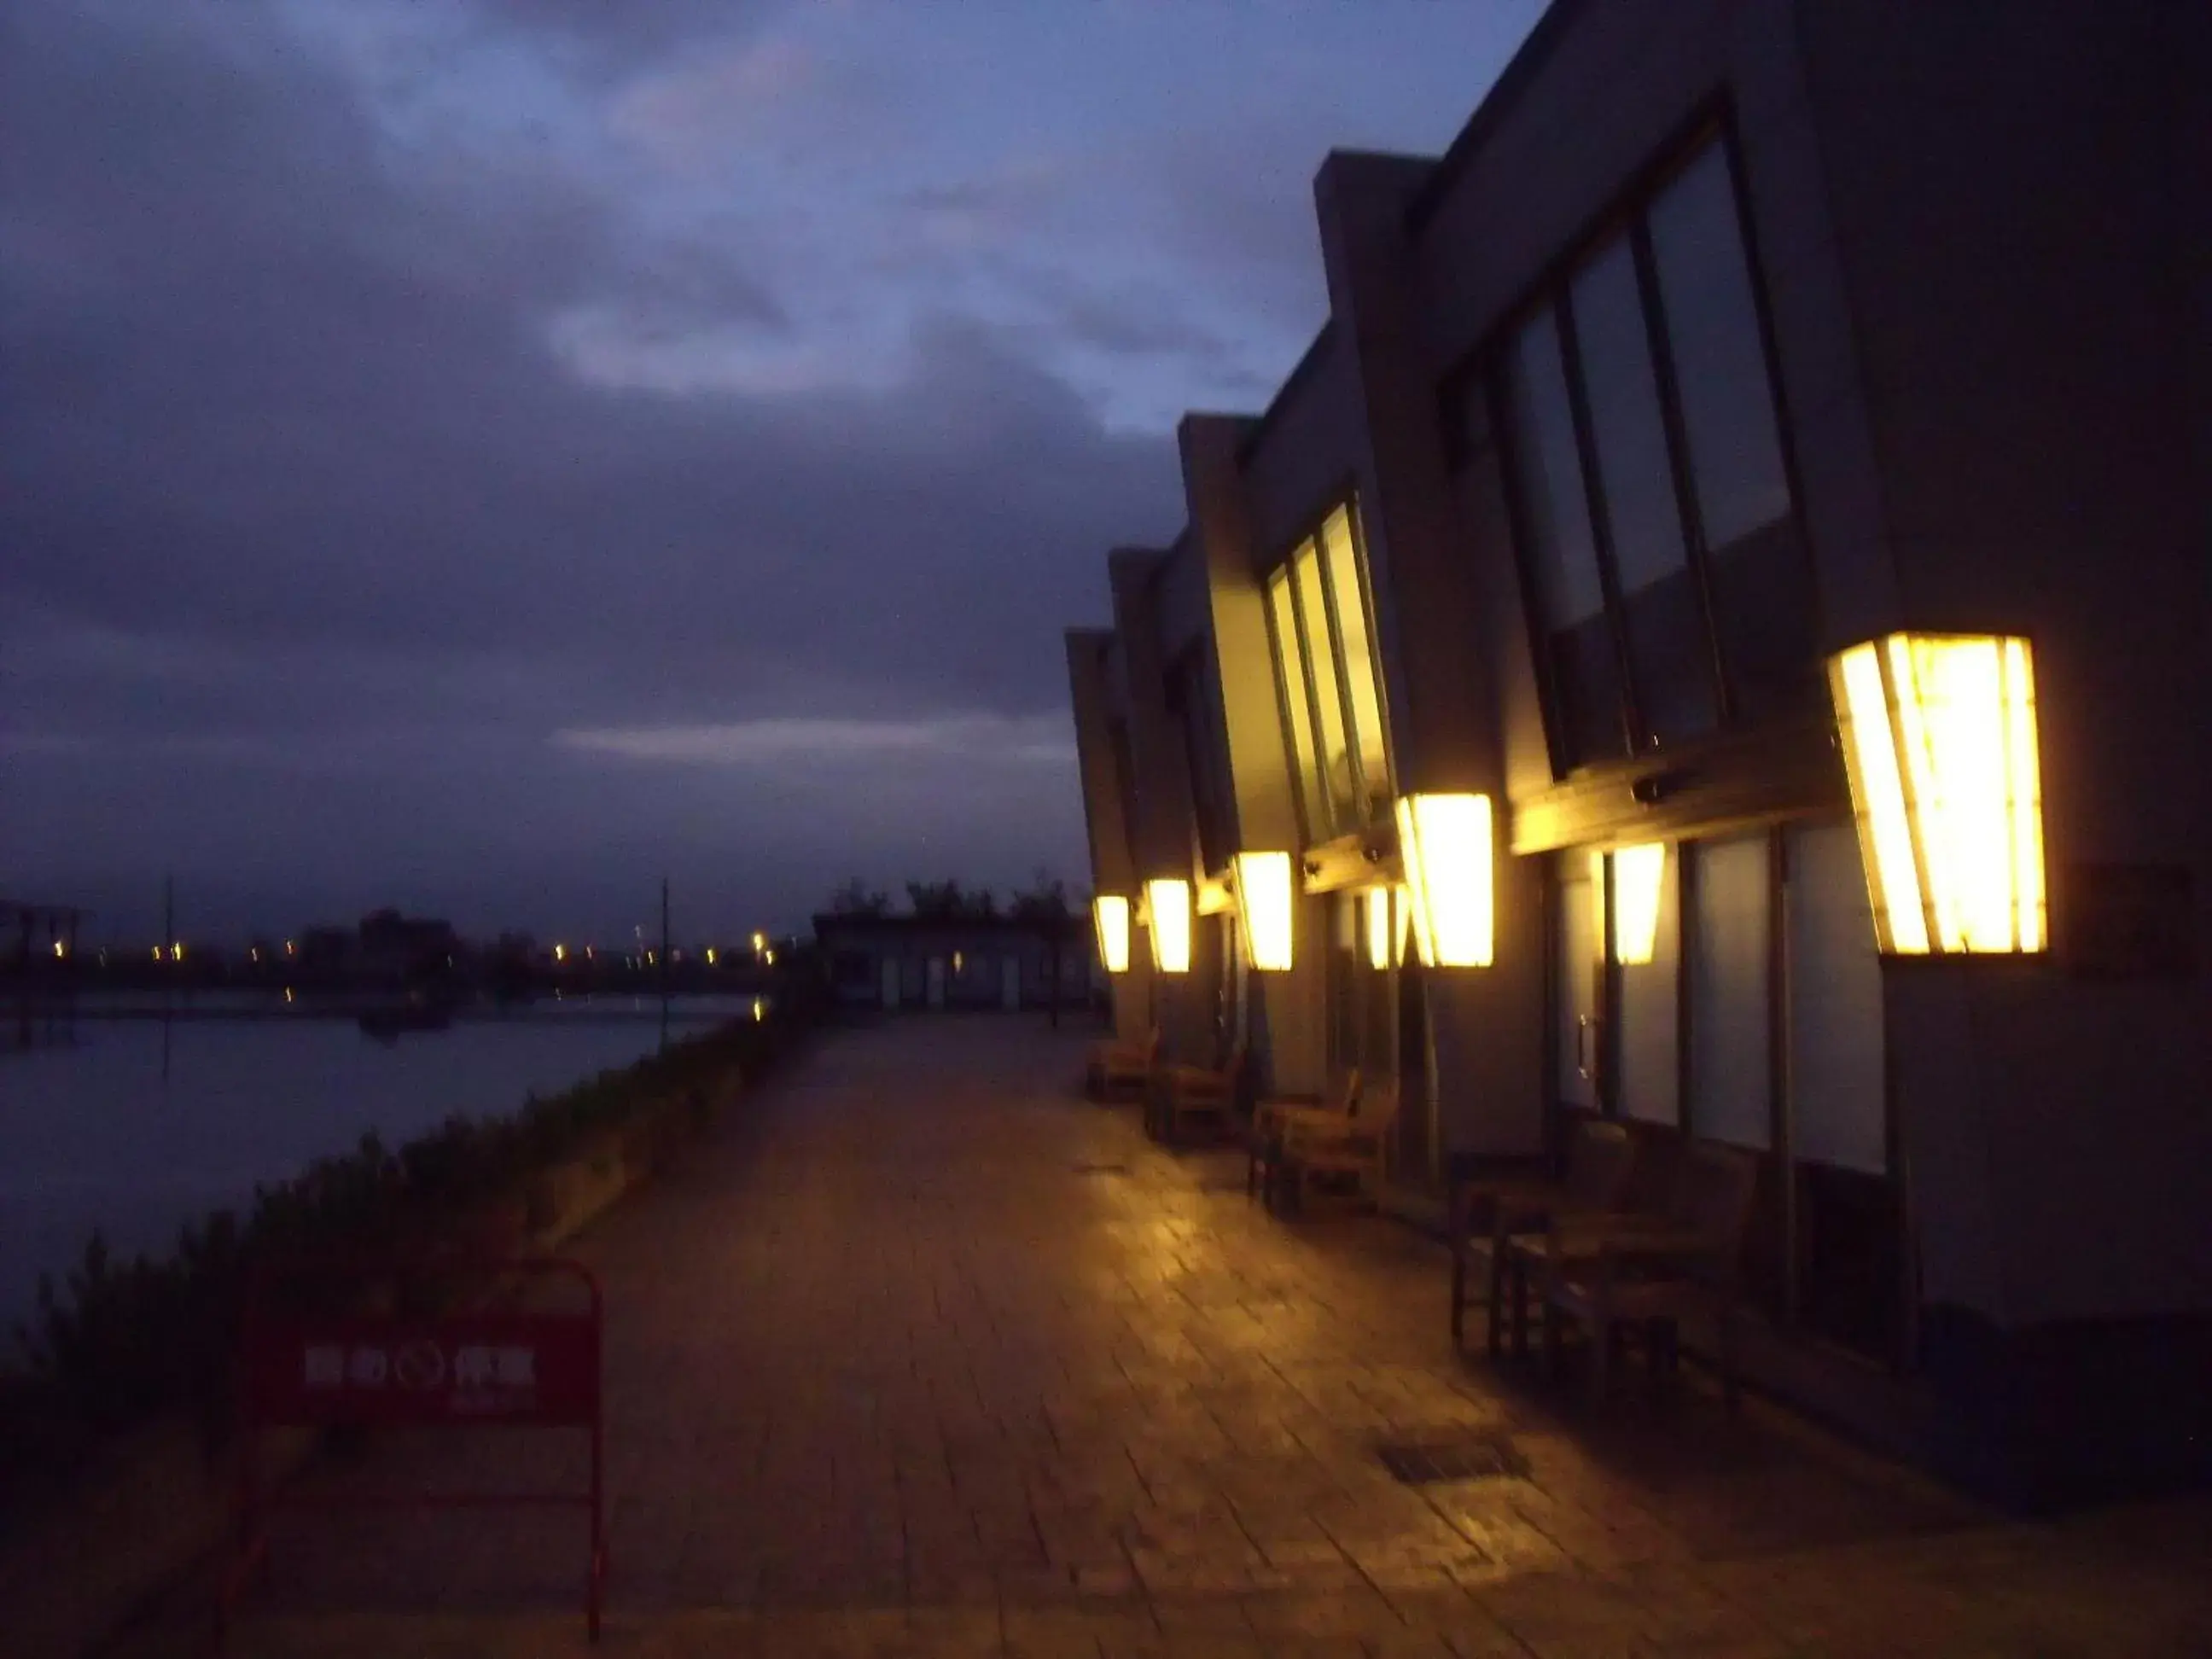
1260, 492, 1397, 846
1455, 102, 1814, 779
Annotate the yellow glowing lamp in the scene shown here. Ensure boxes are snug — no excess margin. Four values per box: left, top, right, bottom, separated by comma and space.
1091, 895, 1132, 975
1394, 794, 1493, 968
1610, 843, 1667, 966
554, 943, 567, 963
1829, 632, 2046, 954
1231, 852, 1294, 972
1144, 877, 1192, 975
1364, 887, 1390, 969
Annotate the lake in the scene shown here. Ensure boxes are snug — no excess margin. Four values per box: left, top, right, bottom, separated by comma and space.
0, 995, 760, 1338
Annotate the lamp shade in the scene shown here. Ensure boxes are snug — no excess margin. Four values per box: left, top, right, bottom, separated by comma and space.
1143, 878, 1192, 974
1231, 852, 1294, 972
1365, 886, 1392, 970
1610, 843, 1667, 966
1828, 632, 2046, 954
1091, 895, 1132, 975
1394, 794, 1493, 968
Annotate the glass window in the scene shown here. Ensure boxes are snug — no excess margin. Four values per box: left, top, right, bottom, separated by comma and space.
1505, 310, 1622, 765
1268, 502, 1397, 839
1649, 145, 1790, 550
1570, 239, 1687, 597
1690, 834, 1772, 1149
1487, 136, 1815, 765
1505, 310, 1603, 629
1787, 824, 1886, 1173
1319, 505, 1390, 816
1294, 540, 1357, 828
1571, 236, 1715, 745
1267, 572, 1327, 838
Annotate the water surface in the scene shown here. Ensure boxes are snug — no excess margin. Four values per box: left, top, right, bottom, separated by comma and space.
0, 996, 755, 1336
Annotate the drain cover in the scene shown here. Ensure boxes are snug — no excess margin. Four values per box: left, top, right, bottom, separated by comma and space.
1376, 1435, 1528, 1486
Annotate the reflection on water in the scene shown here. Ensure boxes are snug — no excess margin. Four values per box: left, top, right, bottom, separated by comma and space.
0, 996, 760, 1333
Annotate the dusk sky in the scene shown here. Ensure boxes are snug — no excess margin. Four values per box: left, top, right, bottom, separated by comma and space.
2, 0, 1543, 946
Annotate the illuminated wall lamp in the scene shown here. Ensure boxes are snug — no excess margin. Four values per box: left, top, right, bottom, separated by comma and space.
1231, 851, 1294, 972
1829, 632, 2046, 955
1363, 885, 1415, 970
1091, 895, 1132, 975
1394, 794, 1494, 968
1608, 843, 1666, 967
1143, 878, 1192, 975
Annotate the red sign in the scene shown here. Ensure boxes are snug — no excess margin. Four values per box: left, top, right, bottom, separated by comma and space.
244, 1312, 598, 1428
225, 1256, 607, 1644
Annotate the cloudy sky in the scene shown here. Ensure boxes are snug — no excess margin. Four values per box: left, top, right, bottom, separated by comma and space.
2, 0, 1541, 946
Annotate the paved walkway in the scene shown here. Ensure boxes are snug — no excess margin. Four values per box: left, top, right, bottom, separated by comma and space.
220, 1020, 2209, 1656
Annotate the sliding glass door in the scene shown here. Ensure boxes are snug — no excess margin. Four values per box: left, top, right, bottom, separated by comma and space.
1546, 820, 1901, 1363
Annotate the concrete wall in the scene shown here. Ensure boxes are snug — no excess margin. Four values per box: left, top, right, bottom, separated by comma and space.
1065, 628, 1152, 1040
1798, 0, 2212, 1327
1109, 549, 1217, 1063
1180, 415, 1328, 1094
1317, 149, 1545, 1161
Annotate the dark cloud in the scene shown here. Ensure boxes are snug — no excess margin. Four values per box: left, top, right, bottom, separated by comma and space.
443, 0, 789, 82
0, 0, 1180, 932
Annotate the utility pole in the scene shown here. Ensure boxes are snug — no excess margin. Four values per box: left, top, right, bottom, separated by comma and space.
659, 876, 671, 1051
161, 871, 175, 1082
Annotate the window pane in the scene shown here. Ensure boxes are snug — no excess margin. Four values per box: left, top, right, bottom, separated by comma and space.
1319, 504, 1391, 818
1268, 572, 1327, 838
1294, 541, 1357, 828
1649, 144, 1791, 550
1571, 238, 1685, 596
1505, 311, 1622, 765
1690, 834, 1771, 1149
1572, 237, 1716, 746
1505, 311, 1602, 628
1787, 823, 1886, 1173
1615, 845, 1679, 1126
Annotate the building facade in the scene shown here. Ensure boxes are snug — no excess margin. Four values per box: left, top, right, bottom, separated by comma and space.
1063, 0, 2209, 1507
812, 914, 1096, 1014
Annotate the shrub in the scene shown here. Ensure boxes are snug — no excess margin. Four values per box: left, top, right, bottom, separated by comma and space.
8, 990, 822, 1454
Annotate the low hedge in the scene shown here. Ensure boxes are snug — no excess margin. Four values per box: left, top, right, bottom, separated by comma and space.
4, 989, 821, 1478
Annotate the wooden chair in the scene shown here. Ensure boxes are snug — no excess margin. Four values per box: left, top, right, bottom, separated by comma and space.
1532, 1140, 1761, 1408
1448, 1119, 1638, 1353
1245, 1068, 1360, 1200
1151, 1040, 1246, 1144
1086, 1027, 1158, 1101
1270, 1080, 1400, 1216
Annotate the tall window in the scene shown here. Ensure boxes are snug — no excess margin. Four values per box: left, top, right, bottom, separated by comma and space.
1493, 131, 1813, 771
1265, 500, 1394, 841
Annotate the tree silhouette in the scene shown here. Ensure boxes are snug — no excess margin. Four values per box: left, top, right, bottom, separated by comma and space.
827, 877, 892, 917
